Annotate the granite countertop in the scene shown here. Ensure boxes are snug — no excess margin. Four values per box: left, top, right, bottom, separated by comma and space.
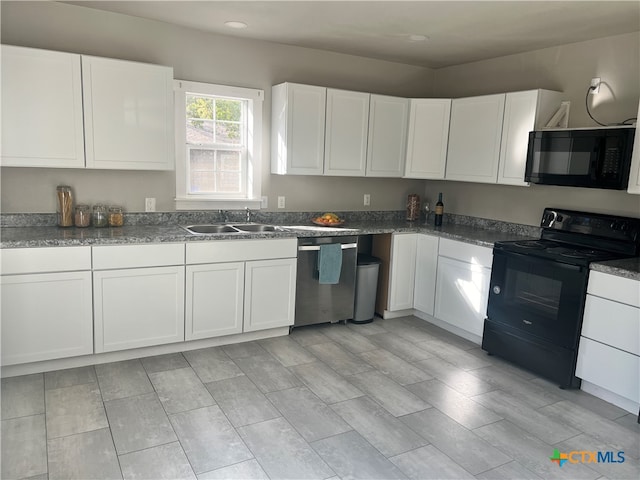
0, 219, 534, 249
2, 214, 637, 280
590, 257, 640, 281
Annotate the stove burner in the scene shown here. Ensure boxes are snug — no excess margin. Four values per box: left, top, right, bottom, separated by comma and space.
546, 246, 604, 259
514, 241, 547, 249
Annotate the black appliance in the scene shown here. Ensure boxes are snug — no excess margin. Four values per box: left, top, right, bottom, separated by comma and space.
482, 208, 640, 388
525, 127, 635, 189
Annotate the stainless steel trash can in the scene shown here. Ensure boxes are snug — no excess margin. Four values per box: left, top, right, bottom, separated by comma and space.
352, 254, 381, 324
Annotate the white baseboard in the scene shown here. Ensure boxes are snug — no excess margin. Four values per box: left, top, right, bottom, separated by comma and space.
1, 327, 290, 378
382, 308, 415, 319
580, 380, 640, 415
413, 311, 482, 345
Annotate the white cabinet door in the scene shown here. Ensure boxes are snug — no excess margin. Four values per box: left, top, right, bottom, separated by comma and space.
366, 94, 409, 177
445, 94, 506, 183
413, 234, 439, 316
576, 337, 640, 404
1, 271, 93, 365
271, 83, 326, 175
82, 56, 174, 170
186, 262, 245, 340
1, 45, 85, 168
388, 233, 417, 311
244, 258, 296, 332
498, 90, 563, 186
93, 266, 185, 352
324, 89, 369, 176
404, 99, 451, 179
627, 101, 640, 194
434, 256, 491, 337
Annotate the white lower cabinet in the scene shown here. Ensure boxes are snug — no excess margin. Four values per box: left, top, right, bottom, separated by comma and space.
434, 239, 492, 338
186, 239, 298, 338
244, 258, 297, 332
92, 244, 185, 353
1, 246, 93, 365
388, 233, 418, 311
186, 262, 245, 340
576, 271, 640, 410
1, 271, 93, 365
413, 234, 439, 316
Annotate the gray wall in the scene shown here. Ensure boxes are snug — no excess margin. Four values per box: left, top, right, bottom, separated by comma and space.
0, 1, 431, 213
1, 2, 639, 225
427, 31, 640, 225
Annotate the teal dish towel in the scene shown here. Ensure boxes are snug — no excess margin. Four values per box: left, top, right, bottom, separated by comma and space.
318, 243, 343, 284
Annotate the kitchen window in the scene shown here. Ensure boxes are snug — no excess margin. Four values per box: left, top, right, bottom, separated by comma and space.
174, 80, 263, 210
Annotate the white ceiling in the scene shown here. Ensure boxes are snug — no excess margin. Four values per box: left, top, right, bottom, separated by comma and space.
64, 1, 640, 68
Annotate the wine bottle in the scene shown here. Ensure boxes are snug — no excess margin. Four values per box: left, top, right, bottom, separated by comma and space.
434, 192, 444, 226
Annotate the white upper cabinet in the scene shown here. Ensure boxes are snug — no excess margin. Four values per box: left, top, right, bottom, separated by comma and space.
366, 94, 409, 177
324, 89, 370, 176
1, 45, 174, 170
1, 45, 85, 168
445, 93, 506, 183
626, 101, 640, 194
271, 82, 326, 175
498, 89, 564, 186
404, 99, 451, 179
82, 56, 174, 170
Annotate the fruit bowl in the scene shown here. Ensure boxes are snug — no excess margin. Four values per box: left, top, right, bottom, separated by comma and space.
312, 213, 345, 226
312, 218, 345, 227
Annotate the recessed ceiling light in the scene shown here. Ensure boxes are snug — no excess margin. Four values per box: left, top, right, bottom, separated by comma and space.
224, 21, 248, 29
409, 34, 429, 42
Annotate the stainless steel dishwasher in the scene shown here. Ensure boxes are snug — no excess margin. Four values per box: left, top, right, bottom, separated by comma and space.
294, 236, 358, 327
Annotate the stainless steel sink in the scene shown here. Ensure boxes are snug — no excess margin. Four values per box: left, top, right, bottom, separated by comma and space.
182, 223, 286, 235
230, 224, 280, 232
182, 224, 241, 234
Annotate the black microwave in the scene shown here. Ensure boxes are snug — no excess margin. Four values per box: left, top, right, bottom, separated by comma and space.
525, 127, 635, 189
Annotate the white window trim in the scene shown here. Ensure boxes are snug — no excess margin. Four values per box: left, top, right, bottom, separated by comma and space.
174, 79, 263, 210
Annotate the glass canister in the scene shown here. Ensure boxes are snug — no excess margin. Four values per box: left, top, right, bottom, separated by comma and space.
74, 204, 91, 228
406, 194, 420, 222
108, 206, 124, 227
56, 185, 74, 227
93, 204, 108, 228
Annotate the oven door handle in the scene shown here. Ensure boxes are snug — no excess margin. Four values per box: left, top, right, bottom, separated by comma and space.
298, 243, 358, 251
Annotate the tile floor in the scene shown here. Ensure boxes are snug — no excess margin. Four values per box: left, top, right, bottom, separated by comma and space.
2, 315, 639, 480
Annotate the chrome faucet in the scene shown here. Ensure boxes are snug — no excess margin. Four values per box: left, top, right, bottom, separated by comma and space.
245, 207, 252, 223
219, 209, 230, 223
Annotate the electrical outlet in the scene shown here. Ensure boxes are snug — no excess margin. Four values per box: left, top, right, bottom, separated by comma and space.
277, 196, 285, 209
145, 197, 156, 212
261, 196, 268, 208
590, 77, 601, 94
364, 193, 371, 206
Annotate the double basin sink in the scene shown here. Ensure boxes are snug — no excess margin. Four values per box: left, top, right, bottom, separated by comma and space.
182, 223, 286, 235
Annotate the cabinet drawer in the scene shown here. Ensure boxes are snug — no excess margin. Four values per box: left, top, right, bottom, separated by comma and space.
582, 295, 640, 355
92, 243, 184, 270
1, 246, 91, 274
587, 271, 640, 307
438, 238, 493, 268
186, 238, 297, 264
576, 337, 640, 403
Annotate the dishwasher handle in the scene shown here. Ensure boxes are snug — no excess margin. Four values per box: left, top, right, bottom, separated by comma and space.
298, 242, 358, 251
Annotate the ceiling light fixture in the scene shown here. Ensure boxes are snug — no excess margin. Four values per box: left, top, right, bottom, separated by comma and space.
224, 21, 248, 29
409, 34, 429, 42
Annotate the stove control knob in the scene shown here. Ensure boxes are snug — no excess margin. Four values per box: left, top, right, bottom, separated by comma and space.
556, 214, 564, 222
493, 286, 501, 295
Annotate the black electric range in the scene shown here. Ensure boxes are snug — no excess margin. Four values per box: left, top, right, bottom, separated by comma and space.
483, 208, 640, 388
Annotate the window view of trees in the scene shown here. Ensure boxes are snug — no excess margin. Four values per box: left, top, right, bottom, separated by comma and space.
186, 94, 245, 194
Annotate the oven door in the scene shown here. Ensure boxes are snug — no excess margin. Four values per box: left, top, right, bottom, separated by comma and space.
487, 249, 588, 348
